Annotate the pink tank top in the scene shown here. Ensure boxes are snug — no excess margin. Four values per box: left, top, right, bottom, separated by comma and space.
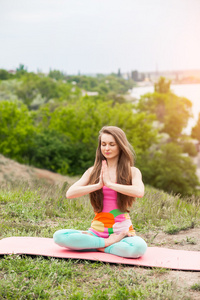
89, 186, 135, 238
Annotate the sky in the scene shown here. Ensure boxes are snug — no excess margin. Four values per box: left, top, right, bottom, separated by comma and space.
1, 0, 200, 74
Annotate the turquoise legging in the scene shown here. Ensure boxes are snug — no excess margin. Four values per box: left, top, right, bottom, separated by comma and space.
53, 229, 147, 258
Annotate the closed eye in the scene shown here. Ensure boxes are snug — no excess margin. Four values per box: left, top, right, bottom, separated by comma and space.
101, 143, 116, 146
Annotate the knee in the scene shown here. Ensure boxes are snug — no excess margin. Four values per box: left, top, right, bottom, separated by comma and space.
132, 236, 147, 257
53, 229, 74, 245
53, 230, 62, 244
123, 236, 147, 258
53, 230, 84, 249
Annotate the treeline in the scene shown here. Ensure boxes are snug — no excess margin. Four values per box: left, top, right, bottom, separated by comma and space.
0, 68, 199, 196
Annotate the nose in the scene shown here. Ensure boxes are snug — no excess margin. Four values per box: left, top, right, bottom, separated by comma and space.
105, 144, 109, 150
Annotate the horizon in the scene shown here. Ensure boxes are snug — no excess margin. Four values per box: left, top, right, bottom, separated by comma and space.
4, 65, 200, 77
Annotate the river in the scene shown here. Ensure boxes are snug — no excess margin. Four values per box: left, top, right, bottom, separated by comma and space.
131, 83, 200, 135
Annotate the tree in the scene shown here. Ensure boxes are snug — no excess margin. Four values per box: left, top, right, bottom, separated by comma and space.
15, 64, 28, 77
0, 101, 35, 161
191, 113, 200, 142
179, 138, 198, 157
154, 77, 171, 93
34, 97, 157, 175
117, 68, 121, 78
0, 79, 20, 102
36, 77, 59, 99
139, 143, 199, 196
163, 94, 192, 139
67, 74, 135, 95
48, 69, 67, 81
105, 92, 126, 105
0, 69, 12, 80
137, 79, 192, 140
27, 129, 71, 174
16, 74, 64, 107
16, 73, 40, 106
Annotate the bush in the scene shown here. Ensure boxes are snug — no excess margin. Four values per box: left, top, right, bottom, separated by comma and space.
137, 143, 199, 196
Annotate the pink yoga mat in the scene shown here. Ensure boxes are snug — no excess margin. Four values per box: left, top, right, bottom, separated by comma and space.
0, 237, 200, 271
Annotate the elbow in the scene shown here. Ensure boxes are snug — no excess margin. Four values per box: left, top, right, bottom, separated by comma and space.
136, 191, 144, 198
135, 187, 145, 198
66, 189, 78, 199
66, 190, 73, 199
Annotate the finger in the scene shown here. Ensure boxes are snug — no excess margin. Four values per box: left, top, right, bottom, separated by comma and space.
127, 232, 134, 237
102, 160, 108, 170
102, 162, 106, 171
100, 168, 103, 179
102, 160, 107, 166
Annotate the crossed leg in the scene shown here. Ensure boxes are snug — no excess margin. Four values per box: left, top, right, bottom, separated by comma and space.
103, 236, 147, 258
53, 229, 147, 258
53, 229, 105, 250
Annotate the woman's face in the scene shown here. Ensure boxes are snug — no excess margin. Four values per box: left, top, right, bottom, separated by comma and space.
100, 133, 120, 159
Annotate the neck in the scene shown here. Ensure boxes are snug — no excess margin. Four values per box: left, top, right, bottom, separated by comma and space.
106, 157, 118, 169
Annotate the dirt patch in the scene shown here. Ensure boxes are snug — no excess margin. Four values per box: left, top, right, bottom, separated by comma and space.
142, 228, 200, 251
0, 154, 78, 186
137, 228, 200, 299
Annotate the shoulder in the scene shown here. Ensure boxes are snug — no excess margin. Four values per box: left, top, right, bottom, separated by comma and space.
81, 166, 94, 179
71, 166, 94, 187
131, 167, 144, 189
85, 166, 94, 175
131, 167, 142, 179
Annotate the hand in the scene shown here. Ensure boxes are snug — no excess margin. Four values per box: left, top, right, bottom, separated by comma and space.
104, 231, 129, 247
102, 160, 112, 187
98, 166, 104, 188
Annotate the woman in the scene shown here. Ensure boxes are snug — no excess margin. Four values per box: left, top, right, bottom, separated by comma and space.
53, 126, 147, 258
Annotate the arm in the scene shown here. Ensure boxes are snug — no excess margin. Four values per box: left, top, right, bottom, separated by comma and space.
66, 167, 103, 199
102, 162, 144, 198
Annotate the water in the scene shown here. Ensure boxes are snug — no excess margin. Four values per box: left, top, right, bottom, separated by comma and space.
131, 83, 200, 134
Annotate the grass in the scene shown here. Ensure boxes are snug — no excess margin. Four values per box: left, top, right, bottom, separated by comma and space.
131, 186, 200, 234
0, 255, 182, 299
1, 181, 199, 238
191, 283, 200, 291
0, 180, 200, 299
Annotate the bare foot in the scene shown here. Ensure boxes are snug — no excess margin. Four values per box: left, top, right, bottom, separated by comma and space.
98, 248, 105, 252
82, 231, 93, 236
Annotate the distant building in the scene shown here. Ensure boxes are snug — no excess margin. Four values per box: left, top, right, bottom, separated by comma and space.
131, 70, 139, 81
82, 90, 99, 96
125, 69, 200, 84
8, 69, 16, 74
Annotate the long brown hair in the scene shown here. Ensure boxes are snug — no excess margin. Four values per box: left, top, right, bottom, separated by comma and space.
89, 126, 136, 213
